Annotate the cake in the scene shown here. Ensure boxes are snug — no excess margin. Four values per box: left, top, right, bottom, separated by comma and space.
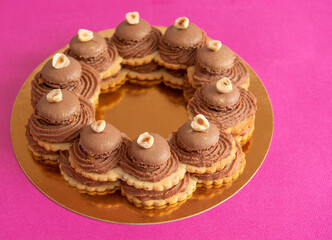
25, 12, 257, 209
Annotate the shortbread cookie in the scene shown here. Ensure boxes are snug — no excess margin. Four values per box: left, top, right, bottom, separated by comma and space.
25, 128, 59, 165
59, 151, 120, 195
99, 69, 128, 93
121, 173, 197, 209
188, 78, 257, 145
27, 89, 94, 152
31, 54, 101, 107
161, 68, 186, 89
193, 143, 246, 187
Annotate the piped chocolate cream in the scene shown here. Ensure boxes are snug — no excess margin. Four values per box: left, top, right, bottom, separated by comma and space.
59, 151, 108, 187
120, 133, 179, 182
158, 21, 207, 66
27, 90, 94, 143
188, 79, 257, 129
124, 61, 161, 73
111, 18, 162, 59
121, 172, 190, 201
192, 44, 249, 88
170, 120, 234, 167
69, 121, 127, 174
68, 31, 114, 73
192, 143, 243, 181
31, 56, 100, 107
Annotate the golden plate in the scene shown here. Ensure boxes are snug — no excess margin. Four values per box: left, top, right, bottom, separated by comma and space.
10, 28, 273, 224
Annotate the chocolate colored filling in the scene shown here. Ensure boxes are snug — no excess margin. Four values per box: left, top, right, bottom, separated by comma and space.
170, 131, 233, 167
124, 61, 161, 73
120, 147, 179, 182
31, 62, 100, 107
111, 27, 161, 59
158, 29, 207, 66
69, 138, 128, 174
121, 173, 190, 201
28, 96, 94, 143
193, 144, 242, 181
192, 57, 249, 88
59, 151, 107, 187
188, 87, 257, 129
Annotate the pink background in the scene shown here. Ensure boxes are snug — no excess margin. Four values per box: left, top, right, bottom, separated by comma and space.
1, 0, 331, 239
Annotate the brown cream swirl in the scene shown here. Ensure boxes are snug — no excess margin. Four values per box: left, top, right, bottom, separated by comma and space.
59, 151, 106, 187
188, 88, 257, 129
170, 132, 233, 167
193, 144, 242, 181
28, 96, 94, 143
183, 75, 196, 101
69, 138, 127, 174
111, 27, 161, 59
31, 63, 100, 107
166, 69, 187, 78
192, 57, 249, 88
66, 41, 116, 73
119, 148, 179, 182
158, 29, 207, 66
25, 126, 58, 155
121, 172, 190, 201
124, 61, 161, 73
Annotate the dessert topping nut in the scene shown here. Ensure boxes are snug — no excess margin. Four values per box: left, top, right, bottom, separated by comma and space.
52, 53, 70, 69
208, 40, 222, 51
137, 132, 154, 149
78, 29, 94, 42
216, 77, 233, 93
191, 114, 210, 132
47, 89, 63, 103
126, 12, 140, 25
91, 120, 106, 133
174, 17, 189, 29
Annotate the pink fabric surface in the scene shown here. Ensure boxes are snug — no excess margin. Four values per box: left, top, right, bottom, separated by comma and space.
1, 0, 331, 239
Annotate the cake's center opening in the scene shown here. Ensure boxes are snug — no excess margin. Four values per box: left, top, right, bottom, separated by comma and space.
96, 82, 188, 139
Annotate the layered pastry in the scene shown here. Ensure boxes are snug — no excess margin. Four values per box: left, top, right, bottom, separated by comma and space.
161, 68, 187, 90
192, 142, 246, 187
59, 151, 120, 195
188, 78, 257, 145
67, 29, 123, 79
68, 120, 127, 182
187, 40, 250, 90
31, 53, 100, 107
111, 12, 163, 82
26, 89, 94, 164
155, 17, 207, 88
119, 132, 196, 208
169, 115, 236, 173
169, 115, 246, 187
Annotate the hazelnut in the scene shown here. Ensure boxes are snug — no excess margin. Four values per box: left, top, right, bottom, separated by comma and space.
52, 53, 70, 69
91, 120, 106, 133
191, 114, 210, 132
126, 11, 140, 25
137, 132, 154, 149
46, 89, 63, 103
207, 40, 222, 51
216, 77, 233, 93
78, 29, 94, 42
174, 17, 189, 30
